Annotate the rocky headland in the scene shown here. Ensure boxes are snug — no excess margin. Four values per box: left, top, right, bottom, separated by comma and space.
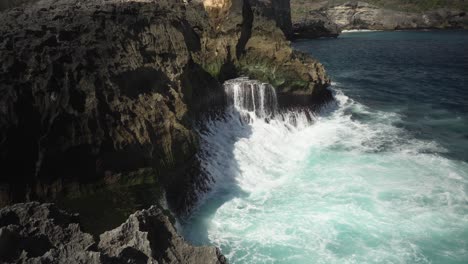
0, 0, 331, 262
0, 0, 329, 208
291, 0, 468, 38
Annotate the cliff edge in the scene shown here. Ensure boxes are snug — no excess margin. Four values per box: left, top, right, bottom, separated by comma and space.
0, 0, 332, 261
0, 0, 329, 217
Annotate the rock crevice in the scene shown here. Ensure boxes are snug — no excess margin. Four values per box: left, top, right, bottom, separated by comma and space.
0, 202, 227, 263
0, 0, 330, 212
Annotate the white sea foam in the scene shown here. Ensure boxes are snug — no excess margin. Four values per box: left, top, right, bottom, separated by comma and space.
341, 29, 383, 33
184, 78, 468, 264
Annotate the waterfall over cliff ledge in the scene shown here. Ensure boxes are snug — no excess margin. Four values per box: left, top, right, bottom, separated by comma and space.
224, 77, 278, 121
185, 73, 468, 263
188, 77, 318, 214
223, 77, 317, 126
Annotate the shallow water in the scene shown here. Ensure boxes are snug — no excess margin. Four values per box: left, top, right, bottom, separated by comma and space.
183, 31, 468, 264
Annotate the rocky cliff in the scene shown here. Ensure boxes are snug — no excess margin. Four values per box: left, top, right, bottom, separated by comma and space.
0, 0, 329, 215
291, 0, 468, 38
0, 202, 227, 263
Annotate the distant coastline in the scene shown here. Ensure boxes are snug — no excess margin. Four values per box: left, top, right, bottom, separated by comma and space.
291, 0, 468, 39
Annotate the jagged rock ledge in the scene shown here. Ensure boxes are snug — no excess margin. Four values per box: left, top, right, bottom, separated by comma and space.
0, 202, 227, 263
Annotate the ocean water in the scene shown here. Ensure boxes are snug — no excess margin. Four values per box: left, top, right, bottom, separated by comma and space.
182, 31, 468, 264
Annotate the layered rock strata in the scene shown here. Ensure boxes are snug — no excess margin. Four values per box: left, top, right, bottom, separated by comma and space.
292, 1, 468, 38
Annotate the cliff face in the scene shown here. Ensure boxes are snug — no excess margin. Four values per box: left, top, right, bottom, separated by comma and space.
292, 9, 340, 38
0, 0, 213, 211
325, 1, 468, 30
0, 202, 227, 263
291, 0, 468, 38
202, 0, 292, 37
0, 0, 329, 213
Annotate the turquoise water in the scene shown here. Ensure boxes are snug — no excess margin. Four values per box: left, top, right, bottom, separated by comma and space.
183, 31, 468, 263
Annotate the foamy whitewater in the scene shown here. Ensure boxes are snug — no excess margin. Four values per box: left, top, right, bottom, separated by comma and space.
182, 76, 468, 263
184, 31, 468, 263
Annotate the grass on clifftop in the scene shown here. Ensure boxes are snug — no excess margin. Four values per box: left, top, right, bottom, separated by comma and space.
292, 0, 468, 17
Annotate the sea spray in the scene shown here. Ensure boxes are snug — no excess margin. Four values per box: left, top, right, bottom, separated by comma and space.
224, 77, 278, 121
189, 77, 318, 213
184, 78, 468, 263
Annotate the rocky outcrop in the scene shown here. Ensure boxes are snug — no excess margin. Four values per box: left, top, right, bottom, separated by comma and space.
325, 1, 468, 30
0, 0, 330, 212
0, 202, 98, 263
197, 0, 330, 92
254, 0, 294, 38
291, 0, 468, 37
99, 205, 226, 264
292, 10, 340, 38
0, 202, 226, 263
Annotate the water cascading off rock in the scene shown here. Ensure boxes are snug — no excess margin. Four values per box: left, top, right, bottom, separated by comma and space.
224, 77, 278, 121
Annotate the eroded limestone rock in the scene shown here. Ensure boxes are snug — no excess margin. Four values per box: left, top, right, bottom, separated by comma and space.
0, 202, 227, 264
99, 206, 226, 264
291, 0, 468, 36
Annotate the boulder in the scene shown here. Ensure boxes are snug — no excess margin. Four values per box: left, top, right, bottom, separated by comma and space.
99, 206, 226, 264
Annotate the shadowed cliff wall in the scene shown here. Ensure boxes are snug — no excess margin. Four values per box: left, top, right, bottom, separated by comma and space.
0, 0, 330, 214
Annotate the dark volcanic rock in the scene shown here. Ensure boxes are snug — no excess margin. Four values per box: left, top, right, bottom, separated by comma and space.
99, 206, 226, 264
0, 0, 39, 11
0, 0, 215, 211
0, 1, 330, 262
0, 202, 227, 264
0, 0, 330, 212
0, 202, 100, 263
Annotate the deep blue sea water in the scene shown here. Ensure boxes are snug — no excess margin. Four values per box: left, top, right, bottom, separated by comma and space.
294, 30, 468, 162
183, 31, 468, 264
